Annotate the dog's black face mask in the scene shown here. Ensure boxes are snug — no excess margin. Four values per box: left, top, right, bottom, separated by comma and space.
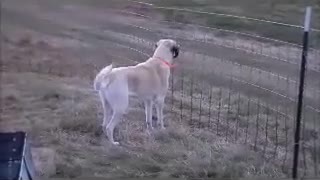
171, 46, 179, 58
154, 41, 179, 59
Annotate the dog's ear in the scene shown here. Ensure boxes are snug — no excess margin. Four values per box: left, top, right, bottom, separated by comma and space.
171, 46, 179, 58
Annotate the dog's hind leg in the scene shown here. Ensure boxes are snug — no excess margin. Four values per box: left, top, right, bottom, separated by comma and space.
106, 112, 123, 145
99, 90, 112, 127
104, 81, 129, 145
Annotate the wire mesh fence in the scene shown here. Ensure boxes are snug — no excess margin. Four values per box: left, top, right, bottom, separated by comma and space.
117, 1, 320, 177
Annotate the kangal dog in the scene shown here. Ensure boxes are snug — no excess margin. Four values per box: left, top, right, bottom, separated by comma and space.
94, 39, 180, 145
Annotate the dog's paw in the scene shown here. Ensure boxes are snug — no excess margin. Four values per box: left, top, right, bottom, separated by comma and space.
112, 141, 120, 145
146, 129, 152, 136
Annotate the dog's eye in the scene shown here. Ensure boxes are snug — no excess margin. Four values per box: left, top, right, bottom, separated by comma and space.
155, 44, 158, 48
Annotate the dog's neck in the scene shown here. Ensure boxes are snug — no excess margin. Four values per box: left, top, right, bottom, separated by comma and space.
153, 57, 175, 68
152, 47, 174, 68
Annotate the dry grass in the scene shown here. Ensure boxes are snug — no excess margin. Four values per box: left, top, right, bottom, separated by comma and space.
0, 71, 285, 178
0, 36, 288, 178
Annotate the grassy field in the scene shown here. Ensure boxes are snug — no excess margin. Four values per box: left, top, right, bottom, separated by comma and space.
1, 36, 286, 178
1, 0, 319, 178
131, 0, 320, 46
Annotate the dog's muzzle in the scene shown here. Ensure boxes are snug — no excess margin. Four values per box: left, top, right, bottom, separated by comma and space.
171, 46, 179, 58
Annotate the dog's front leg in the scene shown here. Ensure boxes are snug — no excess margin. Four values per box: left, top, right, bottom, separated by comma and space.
144, 100, 154, 133
155, 97, 165, 130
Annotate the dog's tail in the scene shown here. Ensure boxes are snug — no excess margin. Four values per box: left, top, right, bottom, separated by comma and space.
93, 64, 113, 91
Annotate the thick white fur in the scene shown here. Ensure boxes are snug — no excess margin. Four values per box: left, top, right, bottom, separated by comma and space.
94, 64, 113, 91
94, 39, 179, 145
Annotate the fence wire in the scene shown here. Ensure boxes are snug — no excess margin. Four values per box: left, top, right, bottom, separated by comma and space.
120, 2, 320, 177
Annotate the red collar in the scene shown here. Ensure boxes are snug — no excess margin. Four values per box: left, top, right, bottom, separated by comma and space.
155, 57, 176, 68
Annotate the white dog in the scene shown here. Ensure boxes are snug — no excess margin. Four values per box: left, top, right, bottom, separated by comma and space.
94, 39, 180, 145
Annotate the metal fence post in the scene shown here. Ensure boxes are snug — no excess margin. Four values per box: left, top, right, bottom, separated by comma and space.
292, 6, 312, 179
